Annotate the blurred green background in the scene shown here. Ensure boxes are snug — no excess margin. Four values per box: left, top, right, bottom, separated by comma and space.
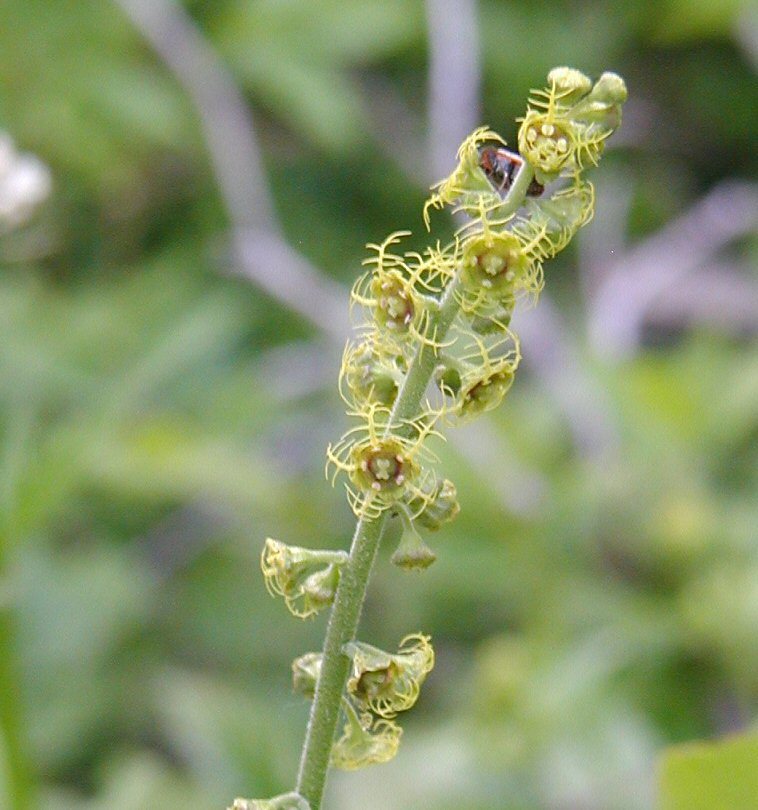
0, 1, 756, 808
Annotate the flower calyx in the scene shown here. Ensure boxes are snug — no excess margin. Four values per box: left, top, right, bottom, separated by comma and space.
331, 699, 402, 770
260, 538, 348, 619
343, 633, 434, 718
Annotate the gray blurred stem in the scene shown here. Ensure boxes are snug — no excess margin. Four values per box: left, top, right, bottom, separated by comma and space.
426, 0, 481, 179
114, 0, 348, 339
587, 180, 758, 358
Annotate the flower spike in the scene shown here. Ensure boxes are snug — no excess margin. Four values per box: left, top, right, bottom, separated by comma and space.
238, 68, 627, 810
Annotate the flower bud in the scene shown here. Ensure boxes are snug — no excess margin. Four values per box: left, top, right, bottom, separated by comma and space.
391, 523, 437, 571
568, 71, 627, 138
260, 538, 348, 619
228, 793, 310, 810
300, 564, 341, 612
592, 72, 627, 103
546, 66, 593, 104
343, 634, 434, 718
331, 699, 402, 770
292, 652, 322, 699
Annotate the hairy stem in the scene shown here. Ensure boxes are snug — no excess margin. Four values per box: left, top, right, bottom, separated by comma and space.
295, 163, 535, 809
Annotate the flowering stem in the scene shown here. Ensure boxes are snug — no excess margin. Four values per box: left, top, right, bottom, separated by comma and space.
295, 163, 535, 809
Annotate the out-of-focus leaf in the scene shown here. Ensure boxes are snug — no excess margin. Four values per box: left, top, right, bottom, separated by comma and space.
650, 0, 745, 42
44, 753, 217, 810
219, 43, 367, 150
215, 0, 421, 65
212, 0, 422, 150
0, 0, 196, 189
658, 733, 758, 810
152, 669, 303, 798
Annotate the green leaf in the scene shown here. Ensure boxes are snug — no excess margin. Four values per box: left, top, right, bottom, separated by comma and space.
658, 733, 758, 810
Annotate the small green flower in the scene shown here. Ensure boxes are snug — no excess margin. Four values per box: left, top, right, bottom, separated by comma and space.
353, 440, 414, 493
460, 229, 538, 300
423, 127, 506, 227
518, 68, 627, 183
343, 634, 435, 718
544, 66, 592, 104
326, 405, 442, 519
436, 329, 520, 422
457, 356, 518, 419
352, 230, 456, 355
260, 539, 348, 619
519, 115, 574, 178
339, 338, 404, 408
330, 699, 402, 770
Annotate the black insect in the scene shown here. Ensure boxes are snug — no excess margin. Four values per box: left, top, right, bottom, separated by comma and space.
478, 145, 544, 197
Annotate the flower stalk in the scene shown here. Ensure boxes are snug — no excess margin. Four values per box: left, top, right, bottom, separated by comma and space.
230, 68, 626, 810
295, 161, 535, 809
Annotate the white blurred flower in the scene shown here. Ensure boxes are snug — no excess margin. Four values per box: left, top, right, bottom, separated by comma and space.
0, 133, 52, 231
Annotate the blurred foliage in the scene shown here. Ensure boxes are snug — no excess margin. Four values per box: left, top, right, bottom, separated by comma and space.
658, 732, 758, 810
0, 1, 756, 809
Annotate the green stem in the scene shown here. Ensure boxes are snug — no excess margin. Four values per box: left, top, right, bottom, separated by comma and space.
295, 163, 534, 809
0, 408, 34, 810
0, 604, 31, 810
